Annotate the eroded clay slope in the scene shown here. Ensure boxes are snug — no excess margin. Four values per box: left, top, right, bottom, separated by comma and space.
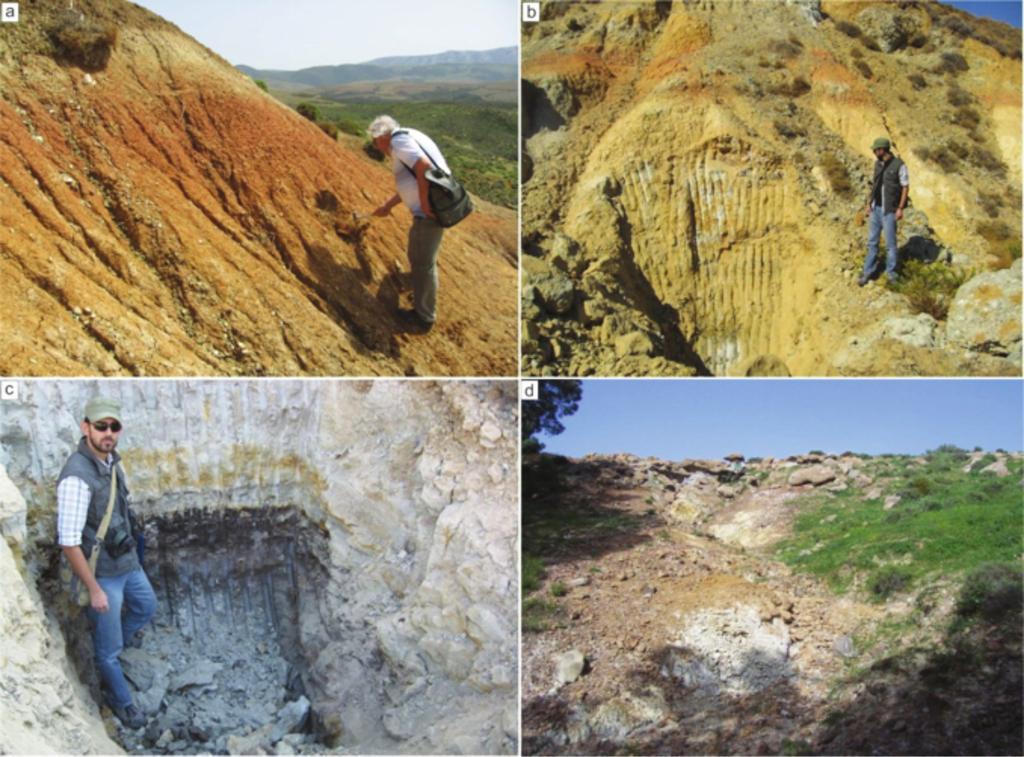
0, 0, 516, 377
522, 0, 1021, 376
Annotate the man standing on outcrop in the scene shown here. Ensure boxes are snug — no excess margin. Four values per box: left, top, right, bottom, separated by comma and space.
369, 115, 449, 331
57, 397, 155, 730
859, 137, 909, 286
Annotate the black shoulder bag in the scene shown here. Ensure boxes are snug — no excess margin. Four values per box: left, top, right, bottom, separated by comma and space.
393, 130, 473, 228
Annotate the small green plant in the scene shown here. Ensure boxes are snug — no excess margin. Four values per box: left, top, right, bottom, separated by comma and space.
523, 554, 544, 593
908, 73, 927, 90
946, 85, 973, 107
549, 581, 568, 597
909, 476, 932, 497
523, 596, 560, 632
854, 60, 873, 79
296, 102, 321, 122
766, 76, 812, 97
870, 566, 912, 599
645, 496, 655, 505
836, 20, 862, 38
934, 51, 969, 75
317, 121, 339, 140
253, 79, 269, 92
774, 120, 806, 140
890, 260, 970, 320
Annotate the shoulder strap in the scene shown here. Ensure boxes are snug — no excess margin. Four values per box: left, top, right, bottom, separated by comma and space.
391, 129, 446, 176
93, 465, 116, 549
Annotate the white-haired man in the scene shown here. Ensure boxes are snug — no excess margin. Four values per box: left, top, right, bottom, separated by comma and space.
369, 115, 450, 331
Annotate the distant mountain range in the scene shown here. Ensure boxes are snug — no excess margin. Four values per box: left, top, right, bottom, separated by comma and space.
237, 47, 516, 90
364, 47, 517, 66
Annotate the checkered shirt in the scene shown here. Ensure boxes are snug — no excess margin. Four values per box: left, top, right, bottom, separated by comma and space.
56, 455, 112, 547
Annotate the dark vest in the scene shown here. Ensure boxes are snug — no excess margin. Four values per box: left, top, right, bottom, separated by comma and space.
871, 156, 905, 215
57, 438, 139, 578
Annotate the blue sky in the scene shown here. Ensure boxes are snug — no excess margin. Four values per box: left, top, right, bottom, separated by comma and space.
944, 1, 1022, 27
538, 380, 1024, 460
134, 0, 517, 69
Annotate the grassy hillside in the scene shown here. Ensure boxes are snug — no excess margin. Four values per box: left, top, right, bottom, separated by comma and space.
777, 447, 1023, 599
273, 90, 516, 208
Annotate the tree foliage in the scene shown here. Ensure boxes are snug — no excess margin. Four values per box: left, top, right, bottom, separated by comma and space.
522, 380, 582, 442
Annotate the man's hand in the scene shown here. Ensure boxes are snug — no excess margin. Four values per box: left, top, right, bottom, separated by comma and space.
895, 208, 904, 221
90, 585, 109, 613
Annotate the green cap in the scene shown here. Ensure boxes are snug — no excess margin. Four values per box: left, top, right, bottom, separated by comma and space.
871, 137, 891, 150
84, 397, 122, 423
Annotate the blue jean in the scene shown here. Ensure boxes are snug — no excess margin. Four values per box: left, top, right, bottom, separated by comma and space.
863, 206, 898, 282
87, 568, 157, 709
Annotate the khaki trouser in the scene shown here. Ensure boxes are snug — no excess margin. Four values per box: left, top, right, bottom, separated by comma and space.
408, 217, 444, 323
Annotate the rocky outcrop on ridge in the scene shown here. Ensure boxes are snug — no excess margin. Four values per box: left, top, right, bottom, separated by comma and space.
522, 0, 1021, 376
0, 380, 518, 754
0, 0, 516, 376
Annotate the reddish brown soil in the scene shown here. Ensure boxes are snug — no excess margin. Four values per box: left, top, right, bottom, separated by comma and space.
0, 0, 516, 376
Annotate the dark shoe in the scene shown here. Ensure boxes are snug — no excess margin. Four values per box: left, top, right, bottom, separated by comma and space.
397, 308, 434, 332
112, 703, 146, 729
857, 275, 869, 287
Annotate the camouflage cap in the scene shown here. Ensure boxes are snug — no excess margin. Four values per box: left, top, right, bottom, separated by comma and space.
84, 397, 122, 423
871, 137, 891, 150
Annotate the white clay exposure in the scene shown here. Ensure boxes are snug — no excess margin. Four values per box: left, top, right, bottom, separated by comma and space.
0, 380, 518, 755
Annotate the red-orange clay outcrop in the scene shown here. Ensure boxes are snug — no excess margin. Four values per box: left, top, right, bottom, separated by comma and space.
0, 0, 517, 376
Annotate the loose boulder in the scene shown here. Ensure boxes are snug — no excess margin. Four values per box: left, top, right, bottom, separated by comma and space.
946, 260, 1022, 365
789, 465, 837, 486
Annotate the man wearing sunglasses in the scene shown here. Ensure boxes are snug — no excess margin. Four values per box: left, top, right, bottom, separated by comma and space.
56, 397, 156, 731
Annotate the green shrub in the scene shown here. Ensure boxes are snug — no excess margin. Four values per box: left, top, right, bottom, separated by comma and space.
972, 146, 1007, 177
836, 20, 862, 38
978, 191, 1004, 218
854, 60, 873, 79
956, 563, 1023, 623
870, 566, 912, 598
941, 15, 972, 38
296, 102, 321, 122
253, 79, 269, 92
49, 11, 118, 70
861, 37, 881, 52
891, 260, 970, 320
909, 476, 932, 497
774, 120, 806, 140
766, 76, 812, 97
946, 85, 973, 107
908, 33, 929, 48
934, 52, 969, 74
821, 154, 853, 196
929, 444, 969, 460
549, 581, 568, 597
768, 38, 803, 59
953, 106, 981, 131
317, 121, 339, 140
908, 73, 927, 90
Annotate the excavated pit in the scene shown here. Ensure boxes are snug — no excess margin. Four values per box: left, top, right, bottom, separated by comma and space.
45, 506, 348, 755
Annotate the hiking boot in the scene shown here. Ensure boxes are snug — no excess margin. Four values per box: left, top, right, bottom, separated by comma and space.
857, 275, 870, 287
397, 308, 434, 332
112, 703, 146, 729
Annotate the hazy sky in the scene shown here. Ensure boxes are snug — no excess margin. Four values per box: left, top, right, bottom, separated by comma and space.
133, 0, 517, 69
539, 380, 1024, 460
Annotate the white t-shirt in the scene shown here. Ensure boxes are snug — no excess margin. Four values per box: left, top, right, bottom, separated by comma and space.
390, 128, 450, 217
